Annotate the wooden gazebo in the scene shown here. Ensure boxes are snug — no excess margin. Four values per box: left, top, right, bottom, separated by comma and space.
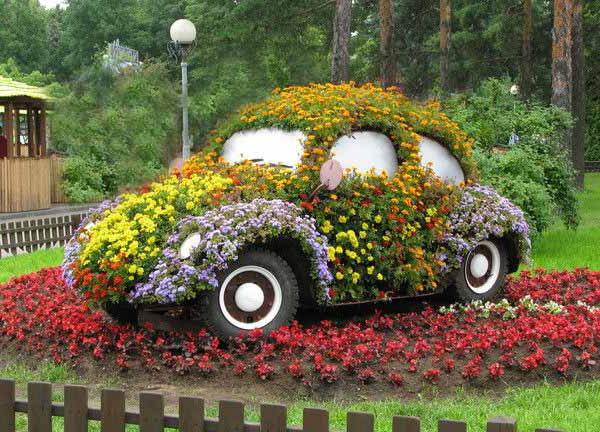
0, 76, 63, 213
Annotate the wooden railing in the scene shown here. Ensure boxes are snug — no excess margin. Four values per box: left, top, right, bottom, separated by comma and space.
0, 380, 563, 432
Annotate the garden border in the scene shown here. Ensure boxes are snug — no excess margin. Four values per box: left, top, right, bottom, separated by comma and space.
0, 380, 563, 432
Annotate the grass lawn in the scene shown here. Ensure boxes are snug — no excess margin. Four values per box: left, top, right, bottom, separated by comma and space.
527, 172, 600, 270
0, 247, 64, 284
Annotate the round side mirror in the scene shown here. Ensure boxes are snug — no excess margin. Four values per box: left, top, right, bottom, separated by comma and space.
320, 159, 344, 190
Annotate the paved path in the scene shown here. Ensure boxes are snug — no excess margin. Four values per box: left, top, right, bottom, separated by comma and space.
0, 203, 98, 222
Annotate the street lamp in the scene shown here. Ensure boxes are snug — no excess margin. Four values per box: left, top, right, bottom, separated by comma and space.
169, 19, 197, 161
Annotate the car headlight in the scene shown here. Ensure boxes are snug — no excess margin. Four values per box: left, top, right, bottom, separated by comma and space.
179, 233, 202, 260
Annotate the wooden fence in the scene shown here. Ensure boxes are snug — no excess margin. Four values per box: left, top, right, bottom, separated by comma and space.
585, 161, 600, 173
0, 158, 51, 213
0, 380, 563, 432
0, 212, 86, 257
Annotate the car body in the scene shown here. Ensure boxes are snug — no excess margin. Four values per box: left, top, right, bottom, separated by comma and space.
63, 83, 530, 338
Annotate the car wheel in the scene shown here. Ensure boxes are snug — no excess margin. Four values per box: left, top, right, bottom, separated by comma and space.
451, 238, 508, 302
199, 248, 299, 340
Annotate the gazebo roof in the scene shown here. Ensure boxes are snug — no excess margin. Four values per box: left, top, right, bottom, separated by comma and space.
0, 76, 51, 101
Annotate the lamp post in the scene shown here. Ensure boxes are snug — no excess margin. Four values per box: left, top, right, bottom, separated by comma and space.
169, 19, 197, 161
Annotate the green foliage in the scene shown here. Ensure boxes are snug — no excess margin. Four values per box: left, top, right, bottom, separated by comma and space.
444, 78, 579, 235
51, 62, 178, 202
0, 0, 50, 74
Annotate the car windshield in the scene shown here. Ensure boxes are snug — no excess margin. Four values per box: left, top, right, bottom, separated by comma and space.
330, 131, 398, 178
418, 136, 465, 184
221, 128, 306, 169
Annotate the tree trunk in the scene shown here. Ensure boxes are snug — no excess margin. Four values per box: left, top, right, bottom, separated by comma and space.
551, 0, 573, 153
439, 0, 451, 93
571, 0, 585, 189
379, 0, 396, 88
331, 0, 352, 83
520, 0, 533, 99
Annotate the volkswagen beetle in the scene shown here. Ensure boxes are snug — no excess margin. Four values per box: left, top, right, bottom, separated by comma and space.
63, 83, 530, 339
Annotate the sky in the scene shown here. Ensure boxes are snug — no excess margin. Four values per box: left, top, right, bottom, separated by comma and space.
38, 0, 67, 8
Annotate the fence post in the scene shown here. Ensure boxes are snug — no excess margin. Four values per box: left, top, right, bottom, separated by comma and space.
261, 404, 287, 432
64, 385, 88, 432
487, 416, 517, 432
392, 416, 420, 432
27, 382, 52, 432
139, 392, 164, 432
303, 408, 329, 432
438, 419, 467, 432
179, 396, 204, 432
0, 380, 15, 432
218, 400, 244, 432
101, 389, 125, 432
347, 412, 374, 432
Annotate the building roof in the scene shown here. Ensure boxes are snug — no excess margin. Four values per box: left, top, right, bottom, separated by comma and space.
0, 76, 51, 101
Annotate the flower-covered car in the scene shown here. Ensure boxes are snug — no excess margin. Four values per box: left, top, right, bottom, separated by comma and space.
63, 83, 530, 339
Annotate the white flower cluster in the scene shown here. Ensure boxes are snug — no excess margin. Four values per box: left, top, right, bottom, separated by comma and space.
438, 295, 575, 320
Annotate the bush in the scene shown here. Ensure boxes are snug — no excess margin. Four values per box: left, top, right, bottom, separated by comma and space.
50, 61, 178, 202
443, 78, 579, 235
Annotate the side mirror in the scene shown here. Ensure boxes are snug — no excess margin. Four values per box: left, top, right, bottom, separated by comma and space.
319, 159, 344, 190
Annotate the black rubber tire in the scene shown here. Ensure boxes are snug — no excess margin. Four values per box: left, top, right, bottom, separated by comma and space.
103, 301, 138, 325
198, 248, 299, 340
450, 238, 509, 303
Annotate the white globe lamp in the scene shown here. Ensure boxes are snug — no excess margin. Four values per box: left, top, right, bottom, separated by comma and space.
170, 19, 197, 45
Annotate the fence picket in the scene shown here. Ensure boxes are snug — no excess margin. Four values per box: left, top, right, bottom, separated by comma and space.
438, 419, 467, 432
347, 412, 374, 432
100, 389, 125, 432
260, 404, 287, 432
0, 379, 15, 432
218, 400, 244, 432
393, 416, 420, 432
179, 396, 204, 432
64, 385, 88, 432
139, 392, 164, 432
27, 382, 52, 432
303, 408, 329, 432
487, 416, 517, 432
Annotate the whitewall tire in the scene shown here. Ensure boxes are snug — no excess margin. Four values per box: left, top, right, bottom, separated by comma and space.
199, 248, 299, 339
451, 238, 508, 302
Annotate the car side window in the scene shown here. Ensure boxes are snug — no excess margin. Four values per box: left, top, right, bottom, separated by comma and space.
330, 131, 398, 179
418, 136, 465, 184
222, 128, 306, 169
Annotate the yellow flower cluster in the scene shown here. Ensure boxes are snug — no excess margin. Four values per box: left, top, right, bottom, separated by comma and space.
79, 173, 232, 281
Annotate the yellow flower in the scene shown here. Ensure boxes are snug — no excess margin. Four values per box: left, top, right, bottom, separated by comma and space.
338, 215, 347, 223
367, 266, 374, 275
327, 246, 336, 261
376, 273, 384, 281
335, 272, 344, 280
374, 215, 383, 223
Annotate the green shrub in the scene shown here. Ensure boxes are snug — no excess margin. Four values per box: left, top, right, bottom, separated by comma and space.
50, 61, 178, 202
444, 77, 579, 235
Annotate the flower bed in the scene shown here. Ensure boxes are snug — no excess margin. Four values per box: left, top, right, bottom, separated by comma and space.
1, 268, 598, 387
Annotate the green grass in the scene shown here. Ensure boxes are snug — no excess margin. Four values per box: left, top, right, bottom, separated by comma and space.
528, 173, 600, 270
0, 247, 64, 283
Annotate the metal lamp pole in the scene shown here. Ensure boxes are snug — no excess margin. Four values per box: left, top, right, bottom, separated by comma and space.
169, 19, 197, 162
180, 58, 190, 160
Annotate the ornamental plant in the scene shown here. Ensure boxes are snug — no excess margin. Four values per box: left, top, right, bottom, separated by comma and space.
63, 83, 531, 338
1, 267, 600, 387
